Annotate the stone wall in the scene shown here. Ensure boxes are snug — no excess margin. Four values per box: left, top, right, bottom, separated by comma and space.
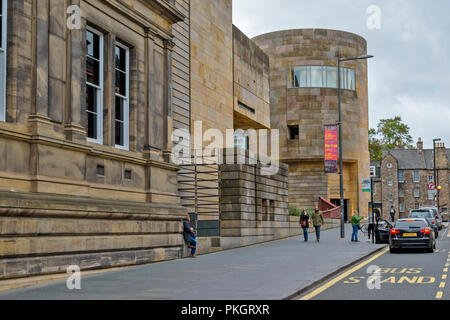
0, 0, 190, 279
218, 151, 296, 249
232, 25, 270, 130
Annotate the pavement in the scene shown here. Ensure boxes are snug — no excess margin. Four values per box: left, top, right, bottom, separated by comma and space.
302, 223, 450, 300
0, 224, 385, 300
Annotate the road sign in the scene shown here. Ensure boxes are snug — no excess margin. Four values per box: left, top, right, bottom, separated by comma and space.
370, 166, 376, 177
428, 182, 436, 190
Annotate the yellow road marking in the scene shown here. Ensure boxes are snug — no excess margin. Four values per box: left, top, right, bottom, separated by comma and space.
446, 263, 450, 267
444, 268, 449, 273
299, 248, 389, 300
439, 282, 446, 288
442, 275, 447, 280
436, 291, 443, 299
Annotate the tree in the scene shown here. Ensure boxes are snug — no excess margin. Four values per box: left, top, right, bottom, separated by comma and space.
377, 117, 414, 150
369, 117, 414, 161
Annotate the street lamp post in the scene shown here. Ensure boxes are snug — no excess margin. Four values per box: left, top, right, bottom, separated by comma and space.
433, 138, 441, 208
337, 49, 374, 239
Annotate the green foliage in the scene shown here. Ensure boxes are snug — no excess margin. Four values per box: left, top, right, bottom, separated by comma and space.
289, 207, 315, 217
289, 207, 302, 216
369, 117, 414, 162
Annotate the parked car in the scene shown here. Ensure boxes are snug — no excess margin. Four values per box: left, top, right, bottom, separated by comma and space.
420, 206, 443, 230
375, 219, 394, 244
408, 209, 439, 238
389, 218, 436, 253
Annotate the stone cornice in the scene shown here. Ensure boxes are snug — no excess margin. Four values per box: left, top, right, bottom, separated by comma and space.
99, 0, 184, 39
0, 127, 181, 171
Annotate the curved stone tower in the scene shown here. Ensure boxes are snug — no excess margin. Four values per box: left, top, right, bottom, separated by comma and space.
253, 29, 370, 219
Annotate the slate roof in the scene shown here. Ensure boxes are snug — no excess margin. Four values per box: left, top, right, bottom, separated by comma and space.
383, 148, 450, 170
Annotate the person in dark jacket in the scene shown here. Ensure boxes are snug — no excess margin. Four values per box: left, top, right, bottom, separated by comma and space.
300, 210, 310, 242
311, 205, 324, 242
183, 216, 197, 258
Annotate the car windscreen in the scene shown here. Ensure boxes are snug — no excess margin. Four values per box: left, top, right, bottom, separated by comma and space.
409, 211, 432, 219
395, 220, 427, 229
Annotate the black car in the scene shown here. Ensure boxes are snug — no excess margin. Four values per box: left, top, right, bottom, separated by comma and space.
408, 209, 439, 237
389, 218, 436, 253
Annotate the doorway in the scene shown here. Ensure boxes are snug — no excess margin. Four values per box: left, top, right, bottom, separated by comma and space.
331, 199, 349, 222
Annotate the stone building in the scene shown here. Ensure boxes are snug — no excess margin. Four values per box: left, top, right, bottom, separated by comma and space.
0, 0, 190, 279
381, 138, 449, 219
253, 29, 371, 221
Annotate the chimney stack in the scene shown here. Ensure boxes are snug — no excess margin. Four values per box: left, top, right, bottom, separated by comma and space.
417, 138, 423, 154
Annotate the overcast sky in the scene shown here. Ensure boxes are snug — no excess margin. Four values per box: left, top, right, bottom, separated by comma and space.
233, 0, 449, 149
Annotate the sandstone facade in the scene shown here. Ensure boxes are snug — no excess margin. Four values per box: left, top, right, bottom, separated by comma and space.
381, 140, 450, 219
0, 0, 189, 279
253, 29, 371, 219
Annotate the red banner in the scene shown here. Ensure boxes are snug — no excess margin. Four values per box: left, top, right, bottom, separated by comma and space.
324, 125, 338, 173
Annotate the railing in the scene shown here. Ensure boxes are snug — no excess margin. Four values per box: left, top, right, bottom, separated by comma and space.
319, 196, 341, 220
178, 157, 221, 237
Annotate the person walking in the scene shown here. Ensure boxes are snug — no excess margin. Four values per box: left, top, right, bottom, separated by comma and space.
183, 216, 197, 258
351, 210, 364, 242
311, 205, 324, 242
300, 210, 310, 242
389, 206, 396, 222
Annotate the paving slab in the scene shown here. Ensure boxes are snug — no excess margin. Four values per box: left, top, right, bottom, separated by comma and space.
0, 224, 385, 300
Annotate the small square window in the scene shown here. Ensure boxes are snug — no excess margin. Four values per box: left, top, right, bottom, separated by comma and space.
288, 125, 299, 140
96, 164, 105, 176
124, 169, 132, 180
414, 188, 420, 198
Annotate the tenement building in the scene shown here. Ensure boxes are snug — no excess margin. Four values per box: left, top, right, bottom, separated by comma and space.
0, 0, 190, 279
381, 138, 450, 219
253, 29, 371, 220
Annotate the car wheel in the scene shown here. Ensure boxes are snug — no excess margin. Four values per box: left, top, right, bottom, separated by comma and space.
390, 247, 396, 254
433, 242, 436, 250
427, 246, 434, 253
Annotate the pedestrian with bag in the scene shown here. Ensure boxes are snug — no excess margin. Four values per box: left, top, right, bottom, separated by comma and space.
300, 210, 310, 242
351, 210, 364, 242
311, 205, 324, 242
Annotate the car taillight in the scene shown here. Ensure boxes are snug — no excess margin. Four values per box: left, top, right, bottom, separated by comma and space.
432, 219, 435, 224
421, 229, 431, 236
390, 229, 400, 236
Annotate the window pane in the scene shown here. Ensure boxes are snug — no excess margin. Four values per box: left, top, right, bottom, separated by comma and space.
115, 46, 126, 71
299, 67, 308, 87
293, 69, 300, 88
326, 67, 337, 88
115, 70, 126, 95
115, 96, 124, 121
115, 120, 124, 146
86, 57, 99, 85
310, 66, 322, 87
86, 86, 97, 113
87, 112, 97, 139
348, 69, 356, 90
86, 31, 99, 59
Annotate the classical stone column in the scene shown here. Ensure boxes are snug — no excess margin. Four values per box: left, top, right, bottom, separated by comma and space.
163, 38, 175, 161
29, 0, 52, 136
64, 0, 86, 143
